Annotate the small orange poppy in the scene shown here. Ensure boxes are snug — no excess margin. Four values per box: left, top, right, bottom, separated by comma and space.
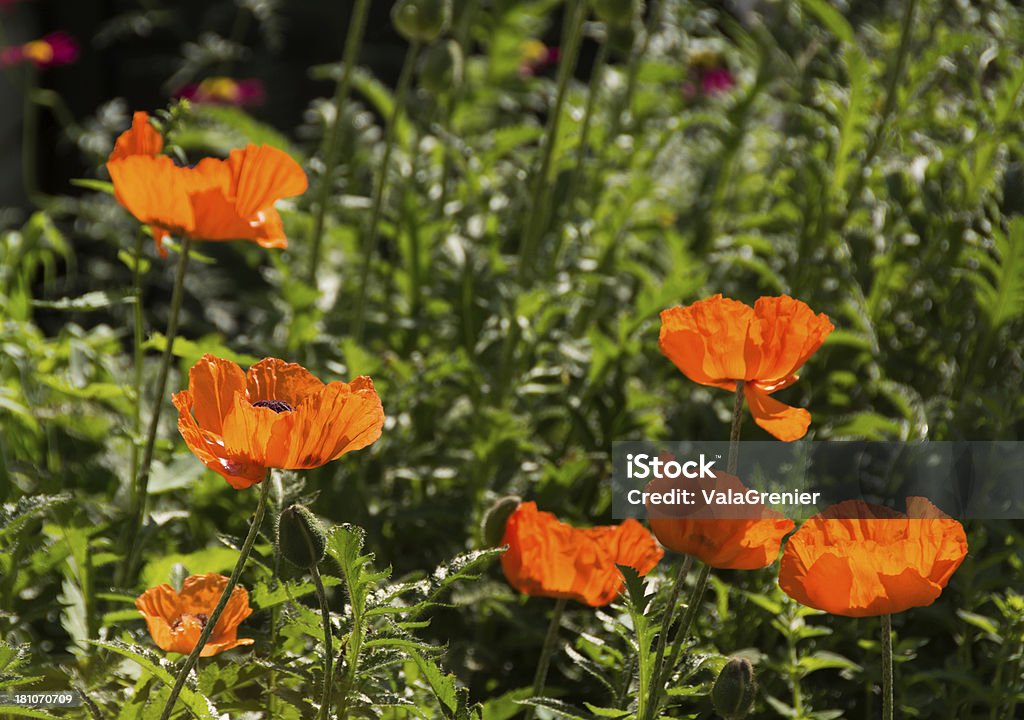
105, 111, 307, 257
135, 573, 254, 656
659, 295, 834, 441
500, 501, 664, 607
173, 354, 385, 489
778, 498, 968, 617
645, 470, 795, 570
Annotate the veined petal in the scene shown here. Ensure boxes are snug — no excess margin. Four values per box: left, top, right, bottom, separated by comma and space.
225, 144, 308, 218
174, 390, 266, 489
245, 357, 325, 406
659, 296, 754, 386
108, 111, 163, 162
744, 295, 833, 383
187, 354, 246, 435
108, 155, 196, 235
744, 384, 811, 441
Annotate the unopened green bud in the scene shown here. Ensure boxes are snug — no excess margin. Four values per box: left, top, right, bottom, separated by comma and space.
392, 0, 451, 43
419, 40, 464, 94
592, 0, 635, 27
712, 657, 757, 720
277, 504, 327, 569
481, 496, 521, 547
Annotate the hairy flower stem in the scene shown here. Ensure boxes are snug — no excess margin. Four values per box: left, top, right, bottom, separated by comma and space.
118, 236, 193, 588
312, 562, 333, 720
128, 230, 146, 499
307, 0, 372, 283
516, 0, 587, 281
644, 554, 693, 716
882, 613, 894, 720
334, 553, 366, 720
158, 477, 271, 720
652, 383, 745, 717
352, 39, 421, 343
524, 597, 567, 720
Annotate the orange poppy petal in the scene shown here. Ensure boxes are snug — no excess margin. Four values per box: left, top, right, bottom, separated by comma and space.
108, 155, 196, 234
200, 637, 255, 657
659, 296, 753, 387
745, 295, 834, 383
108, 111, 163, 162
245, 357, 325, 406
225, 144, 309, 218
187, 354, 246, 435
275, 377, 384, 468
220, 392, 293, 468
744, 384, 811, 441
174, 390, 267, 489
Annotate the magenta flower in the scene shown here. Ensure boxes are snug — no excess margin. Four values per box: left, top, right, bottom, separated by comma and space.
174, 77, 266, 106
699, 66, 735, 96
518, 39, 560, 78
1, 31, 78, 68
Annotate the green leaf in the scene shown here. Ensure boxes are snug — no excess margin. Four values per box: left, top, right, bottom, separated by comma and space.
32, 291, 132, 311
141, 547, 239, 589
408, 650, 458, 714
70, 178, 114, 194
89, 640, 217, 719
801, 0, 856, 43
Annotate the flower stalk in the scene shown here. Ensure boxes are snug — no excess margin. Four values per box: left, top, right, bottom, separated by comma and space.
307, 0, 372, 283
118, 236, 193, 587
158, 476, 271, 720
882, 613, 893, 720
524, 597, 567, 720
312, 562, 333, 720
352, 38, 422, 342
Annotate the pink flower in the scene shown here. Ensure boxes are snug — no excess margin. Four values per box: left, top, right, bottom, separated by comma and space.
1, 31, 78, 68
700, 66, 735, 96
175, 77, 266, 106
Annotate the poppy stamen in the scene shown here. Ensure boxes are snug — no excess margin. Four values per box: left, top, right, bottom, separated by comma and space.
252, 399, 294, 413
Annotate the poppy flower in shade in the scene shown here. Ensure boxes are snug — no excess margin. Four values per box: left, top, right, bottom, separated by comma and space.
659, 295, 834, 442
1, 31, 78, 68
173, 354, 385, 490
500, 501, 664, 607
108, 111, 164, 162
105, 110, 307, 257
645, 469, 795, 570
175, 77, 266, 106
135, 573, 254, 657
778, 498, 968, 617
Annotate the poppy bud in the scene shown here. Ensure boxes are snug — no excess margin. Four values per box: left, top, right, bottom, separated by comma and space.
419, 39, 464, 94
277, 504, 327, 569
711, 657, 757, 720
481, 495, 521, 547
592, 0, 635, 27
392, 0, 451, 43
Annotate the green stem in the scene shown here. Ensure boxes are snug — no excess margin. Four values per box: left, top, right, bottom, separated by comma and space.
660, 562, 711, 686
307, 0, 372, 283
728, 380, 745, 475
352, 39, 421, 342
789, 626, 803, 717
550, 37, 610, 275
644, 555, 693, 719
516, 0, 587, 281
524, 597, 567, 720
128, 230, 146, 511
881, 614, 893, 720
312, 562, 333, 720
158, 476, 271, 720
118, 236, 193, 588
334, 556, 366, 720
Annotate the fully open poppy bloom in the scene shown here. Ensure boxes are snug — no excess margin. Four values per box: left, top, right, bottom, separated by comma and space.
659, 295, 834, 441
645, 470, 795, 570
1, 31, 78, 68
778, 498, 968, 617
135, 573, 254, 656
500, 501, 663, 607
105, 110, 307, 257
175, 77, 265, 106
173, 354, 384, 489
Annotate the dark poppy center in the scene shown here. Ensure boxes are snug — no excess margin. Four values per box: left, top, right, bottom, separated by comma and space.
252, 399, 294, 413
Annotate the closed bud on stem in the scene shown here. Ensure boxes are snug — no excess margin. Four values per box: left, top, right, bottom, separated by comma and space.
277, 504, 327, 569
712, 657, 757, 720
481, 495, 521, 547
419, 39, 464, 94
592, 0, 635, 27
392, 0, 452, 43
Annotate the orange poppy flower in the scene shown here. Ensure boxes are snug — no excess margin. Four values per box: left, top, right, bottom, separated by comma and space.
500, 501, 664, 607
778, 498, 968, 617
135, 573, 254, 656
173, 354, 385, 489
659, 295, 834, 441
645, 470, 795, 570
105, 110, 307, 257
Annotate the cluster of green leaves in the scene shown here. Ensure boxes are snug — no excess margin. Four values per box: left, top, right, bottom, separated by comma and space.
2, 0, 1024, 717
